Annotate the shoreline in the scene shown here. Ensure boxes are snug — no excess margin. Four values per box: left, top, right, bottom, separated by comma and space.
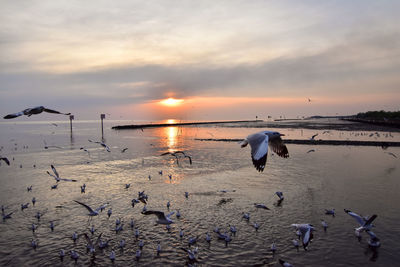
194, 138, 400, 147
112, 118, 400, 132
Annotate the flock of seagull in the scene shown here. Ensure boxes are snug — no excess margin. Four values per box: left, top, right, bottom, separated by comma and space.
0, 106, 391, 266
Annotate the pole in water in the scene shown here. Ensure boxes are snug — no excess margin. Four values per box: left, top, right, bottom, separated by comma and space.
69, 115, 74, 132
101, 114, 105, 138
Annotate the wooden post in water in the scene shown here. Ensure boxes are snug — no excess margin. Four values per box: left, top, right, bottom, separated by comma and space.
69, 115, 74, 132
101, 114, 105, 138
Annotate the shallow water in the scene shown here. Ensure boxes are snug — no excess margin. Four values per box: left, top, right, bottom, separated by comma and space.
0, 120, 399, 266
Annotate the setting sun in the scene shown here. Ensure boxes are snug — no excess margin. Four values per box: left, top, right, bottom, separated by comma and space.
160, 98, 184, 107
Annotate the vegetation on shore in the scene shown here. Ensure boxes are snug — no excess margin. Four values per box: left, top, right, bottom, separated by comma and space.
355, 110, 400, 121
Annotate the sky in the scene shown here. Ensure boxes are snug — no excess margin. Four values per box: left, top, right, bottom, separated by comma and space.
0, 0, 399, 121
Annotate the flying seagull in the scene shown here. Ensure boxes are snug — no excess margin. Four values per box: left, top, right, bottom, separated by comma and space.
160, 151, 192, 165
3, 106, 70, 119
239, 131, 289, 172
47, 165, 77, 182
344, 209, 377, 232
88, 139, 110, 152
141, 210, 175, 224
74, 200, 108, 217
291, 223, 315, 250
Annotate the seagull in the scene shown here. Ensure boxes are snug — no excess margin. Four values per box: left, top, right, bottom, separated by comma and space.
307, 149, 315, 153
157, 242, 161, 255
125, 184, 130, 189
206, 232, 211, 243
180, 228, 184, 238
160, 151, 192, 165
21, 203, 29, 210
27, 185, 32, 192
32, 197, 36, 206
90, 225, 95, 234
325, 208, 335, 217
310, 133, 318, 140
366, 230, 380, 247
110, 250, 116, 262
142, 210, 174, 224
291, 223, 315, 250
80, 147, 90, 156
121, 148, 128, 153
0, 157, 10, 165
276, 191, 284, 201
3, 106, 71, 119
2, 210, 13, 221
31, 239, 38, 249
242, 213, 250, 221
279, 259, 294, 267
254, 203, 269, 210
344, 209, 377, 232
239, 131, 289, 172
135, 249, 141, 260
119, 239, 126, 248
74, 200, 108, 217
51, 184, 58, 189
59, 249, 65, 260
88, 139, 111, 152
185, 192, 189, 199
107, 208, 112, 218
270, 242, 277, 253
70, 250, 79, 262
47, 165, 77, 182
138, 240, 144, 249
176, 210, 181, 218
321, 219, 328, 231
181, 248, 197, 261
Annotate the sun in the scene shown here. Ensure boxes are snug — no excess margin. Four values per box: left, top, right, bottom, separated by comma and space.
160, 98, 184, 107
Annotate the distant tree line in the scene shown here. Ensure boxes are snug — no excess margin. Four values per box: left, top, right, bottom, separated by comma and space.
356, 110, 400, 121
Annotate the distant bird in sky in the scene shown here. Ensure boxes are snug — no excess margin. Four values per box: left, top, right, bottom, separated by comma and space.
239, 131, 289, 172
160, 151, 192, 165
47, 165, 77, 182
3, 106, 71, 119
142, 210, 175, 224
88, 139, 111, 152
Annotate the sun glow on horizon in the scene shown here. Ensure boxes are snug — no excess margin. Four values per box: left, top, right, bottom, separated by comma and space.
160, 98, 184, 107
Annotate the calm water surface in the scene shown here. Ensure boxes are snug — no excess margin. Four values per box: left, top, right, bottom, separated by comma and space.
0, 120, 399, 266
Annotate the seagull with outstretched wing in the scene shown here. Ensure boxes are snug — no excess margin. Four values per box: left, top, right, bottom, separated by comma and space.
4, 106, 70, 119
240, 131, 289, 172
47, 165, 77, 182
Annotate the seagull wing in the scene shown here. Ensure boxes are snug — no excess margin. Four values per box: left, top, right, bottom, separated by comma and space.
60, 178, 78, 182
84, 233, 93, 247
185, 155, 192, 165
166, 211, 175, 218
160, 152, 173, 156
43, 108, 70, 116
74, 200, 95, 213
3, 111, 24, 119
0, 157, 10, 165
344, 209, 365, 226
302, 227, 311, 246
247, 132, 269, 172
51, 165, 60, 178
364, 214, 377, 226
269, 135, 289, 158
47, 171, 59, 181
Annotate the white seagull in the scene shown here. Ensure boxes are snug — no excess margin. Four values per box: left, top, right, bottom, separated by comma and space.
279, 259, 294, 267
291, 223, 315, 250
142, 210, 175, 224
344, 209, 377, 232
254, 203, 269, 210
3, 106, 70, 119
240, 131, 289, 172
47, 165, 77, 182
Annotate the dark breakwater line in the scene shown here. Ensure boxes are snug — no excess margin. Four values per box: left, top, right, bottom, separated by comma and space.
195, 138, 400, 147
112, 120, 263, 130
